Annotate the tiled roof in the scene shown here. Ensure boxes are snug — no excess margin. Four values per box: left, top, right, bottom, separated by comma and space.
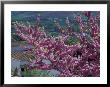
11, 52, 35, 62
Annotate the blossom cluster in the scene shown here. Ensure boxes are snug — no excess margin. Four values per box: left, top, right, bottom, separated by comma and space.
13, 11, 100, 77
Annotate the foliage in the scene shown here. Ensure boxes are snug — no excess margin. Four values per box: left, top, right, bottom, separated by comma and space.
12, 11, 100, 77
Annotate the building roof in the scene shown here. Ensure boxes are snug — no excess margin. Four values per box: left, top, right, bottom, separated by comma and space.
11, 52, 35, 62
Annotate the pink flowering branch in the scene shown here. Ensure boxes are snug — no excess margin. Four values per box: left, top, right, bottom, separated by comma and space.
13, 12, 100, 77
